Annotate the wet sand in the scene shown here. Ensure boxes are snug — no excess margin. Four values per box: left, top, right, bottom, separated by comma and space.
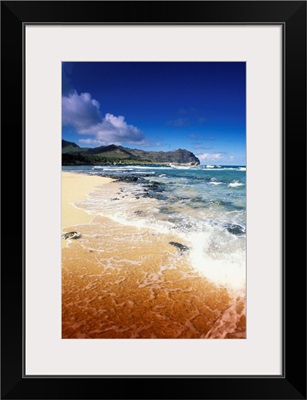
62, 172, 246, 339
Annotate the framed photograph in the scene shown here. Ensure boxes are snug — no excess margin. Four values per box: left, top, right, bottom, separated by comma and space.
61, 60, 247, 342
1, 1, 306, 399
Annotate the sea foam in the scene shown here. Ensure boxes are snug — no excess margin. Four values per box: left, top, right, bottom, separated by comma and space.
228, 180, 244, 188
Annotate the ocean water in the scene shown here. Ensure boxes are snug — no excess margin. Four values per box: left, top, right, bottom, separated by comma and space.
62, 164, 246, 338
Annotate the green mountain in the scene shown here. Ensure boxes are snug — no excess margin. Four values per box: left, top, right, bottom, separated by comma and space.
62, 140, 200, 165
62, 139, 84, 153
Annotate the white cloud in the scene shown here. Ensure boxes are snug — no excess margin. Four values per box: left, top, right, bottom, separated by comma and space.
197, 153, 223, 162
79, 113, 144, 145
62, 91, 145, 146
62, 91, 101, 130
78, 138, 116, 147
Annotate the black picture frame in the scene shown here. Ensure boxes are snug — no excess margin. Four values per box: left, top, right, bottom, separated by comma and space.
1, 1, 306, 399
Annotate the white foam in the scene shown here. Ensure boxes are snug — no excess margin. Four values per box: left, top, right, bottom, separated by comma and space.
170, 165, 197, 170
186, 231, 246, 291
128, 165, 171, 170
74, 177, 246, 292
92, 166, 158, 172
96, 167, 134, 172
100, 210, 173, 235
199, 166, 246, 171
228, 180, 244, 188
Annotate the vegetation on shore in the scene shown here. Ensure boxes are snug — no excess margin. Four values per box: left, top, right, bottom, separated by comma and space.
62, 140, 200, 166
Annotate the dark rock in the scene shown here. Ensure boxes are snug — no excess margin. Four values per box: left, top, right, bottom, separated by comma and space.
224, 224, 245, 236
146, 191, 165, 200
150, 181, 160, 187
100, 174, 140, 183
169, 241, 189, 254
119, 176, 138, 182
62, 231, 81, 240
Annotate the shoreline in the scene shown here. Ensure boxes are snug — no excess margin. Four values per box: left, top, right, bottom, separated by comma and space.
61, 170, 246, 339
62, 171, 114, 228
62, 172, 114, 246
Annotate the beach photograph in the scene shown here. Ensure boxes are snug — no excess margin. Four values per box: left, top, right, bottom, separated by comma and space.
62, 62, 246, 339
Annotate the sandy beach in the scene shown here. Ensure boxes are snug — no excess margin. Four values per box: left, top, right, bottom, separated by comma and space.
62, 172, 114, 229
62, 171, 246, 339
62, 172, 113, 248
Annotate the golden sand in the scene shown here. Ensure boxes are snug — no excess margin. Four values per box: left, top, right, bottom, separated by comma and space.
62, 172, 113, 228
62, 172, 113, 247
62, 172, 246, 339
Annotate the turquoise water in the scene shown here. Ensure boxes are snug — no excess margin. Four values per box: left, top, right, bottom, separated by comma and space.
63, 164, 246, 290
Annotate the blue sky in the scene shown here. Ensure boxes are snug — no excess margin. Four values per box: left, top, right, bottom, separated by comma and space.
62, 62, 246, 165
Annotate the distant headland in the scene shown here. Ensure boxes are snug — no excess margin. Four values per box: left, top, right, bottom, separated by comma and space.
62, 139, 200, 166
